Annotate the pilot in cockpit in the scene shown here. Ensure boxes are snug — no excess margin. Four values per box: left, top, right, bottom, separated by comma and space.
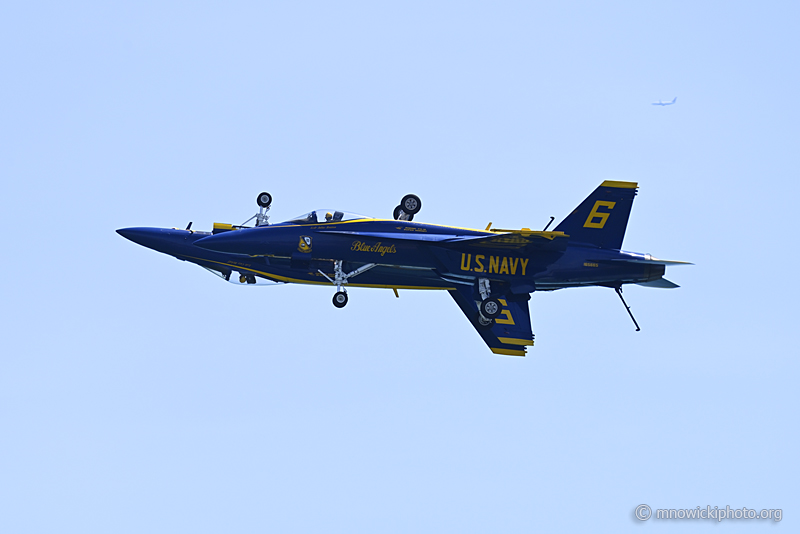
325, 211, 345, 222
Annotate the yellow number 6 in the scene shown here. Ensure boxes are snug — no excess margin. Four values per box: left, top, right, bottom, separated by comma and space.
583, 200, 616, 229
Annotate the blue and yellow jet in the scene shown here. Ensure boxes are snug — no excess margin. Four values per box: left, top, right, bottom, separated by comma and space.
117, 182, 689, 356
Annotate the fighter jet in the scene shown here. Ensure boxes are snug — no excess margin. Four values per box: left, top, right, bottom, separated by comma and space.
652, 97, 677, 106
118, 183, 690, 356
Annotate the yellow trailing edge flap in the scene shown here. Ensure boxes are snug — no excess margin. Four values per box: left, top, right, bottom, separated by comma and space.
497, 337, 535, 346
491, 347, 527, 357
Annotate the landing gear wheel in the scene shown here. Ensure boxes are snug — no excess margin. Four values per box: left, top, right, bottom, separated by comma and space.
332, 291, 348, 308
480, 298, 502, 319
256, 191, 273, 208
401, 194, 421, 215
393, 205, 414, 221
476, 314, 495, 329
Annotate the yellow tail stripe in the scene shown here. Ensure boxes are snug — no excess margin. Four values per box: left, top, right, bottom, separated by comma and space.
600, 180, 638, 189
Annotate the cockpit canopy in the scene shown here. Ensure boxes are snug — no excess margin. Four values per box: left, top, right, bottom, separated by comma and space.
283, 209, 372, 225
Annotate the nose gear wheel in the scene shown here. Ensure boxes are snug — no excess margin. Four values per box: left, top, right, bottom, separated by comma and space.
333, 291, 348, 308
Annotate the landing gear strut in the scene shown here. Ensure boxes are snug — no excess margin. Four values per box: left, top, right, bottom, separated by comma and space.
476, 277, 501, 325
318, 260, 378, 308
476, 314, 495, 329
239, 191, 273, 227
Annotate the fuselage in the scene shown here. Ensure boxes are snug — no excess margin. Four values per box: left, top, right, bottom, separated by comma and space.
118, 181, 688, 356
171, 217, 665, 291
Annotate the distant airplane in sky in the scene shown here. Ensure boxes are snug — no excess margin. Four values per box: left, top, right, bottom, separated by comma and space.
652, 97, 677, 106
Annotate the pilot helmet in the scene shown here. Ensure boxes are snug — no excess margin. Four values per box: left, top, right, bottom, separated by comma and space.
325, 212, 333, 221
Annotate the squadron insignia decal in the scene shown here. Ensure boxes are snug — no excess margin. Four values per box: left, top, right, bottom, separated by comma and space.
298, 236, 312, 253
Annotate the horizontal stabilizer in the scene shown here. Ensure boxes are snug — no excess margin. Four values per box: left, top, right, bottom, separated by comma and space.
608, 254, 693, 266
636, 278, 680, 289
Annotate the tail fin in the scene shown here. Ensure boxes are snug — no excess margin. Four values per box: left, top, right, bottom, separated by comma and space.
554, 181, 638, 249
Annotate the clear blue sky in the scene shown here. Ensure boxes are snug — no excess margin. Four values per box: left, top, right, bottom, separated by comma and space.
2, 1, 797, 532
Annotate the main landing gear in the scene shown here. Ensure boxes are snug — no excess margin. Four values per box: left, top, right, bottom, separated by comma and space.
393, 194, 422, 221
476, 277, 502, 328
480, 298, 502, 319
318, 260, 378, 308
238, 191, 273, 227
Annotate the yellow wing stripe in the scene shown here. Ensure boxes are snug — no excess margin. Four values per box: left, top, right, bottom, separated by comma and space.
491, 348, 526, 357
497, 337, 534, 346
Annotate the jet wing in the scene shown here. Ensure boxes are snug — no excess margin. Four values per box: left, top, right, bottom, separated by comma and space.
448, 285, 535, 356
454, 231, 568, 252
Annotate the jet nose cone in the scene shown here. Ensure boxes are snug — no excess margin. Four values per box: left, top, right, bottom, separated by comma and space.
117, 227, 153, 245
116, 227, 178, 252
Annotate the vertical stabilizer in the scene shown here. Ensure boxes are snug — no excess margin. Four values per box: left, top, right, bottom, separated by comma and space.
554, 181, 638, 249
